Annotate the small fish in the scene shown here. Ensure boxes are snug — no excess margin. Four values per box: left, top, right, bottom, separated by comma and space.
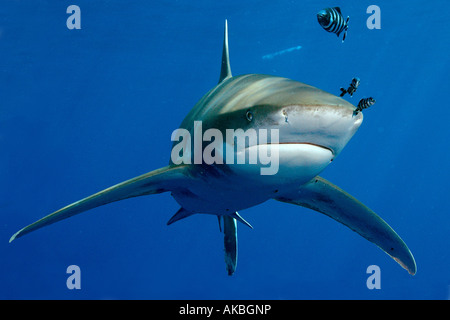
262, 45, 302, 60
354, 97, 376, 115
317, 7, 349, 42
340, 77, 360, 97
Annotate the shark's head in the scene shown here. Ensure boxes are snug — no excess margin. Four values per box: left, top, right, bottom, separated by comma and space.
197, 74, 363, 185
233, 76, 363, 158
171, 21, 362, 187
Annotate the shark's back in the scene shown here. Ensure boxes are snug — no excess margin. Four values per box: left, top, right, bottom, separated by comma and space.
178, 73, 354, 133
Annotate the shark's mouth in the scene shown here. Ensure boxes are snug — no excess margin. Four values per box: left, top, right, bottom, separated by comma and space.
259, 142, 335, 157
275, 142, 334, 156
236, 142, 334, 177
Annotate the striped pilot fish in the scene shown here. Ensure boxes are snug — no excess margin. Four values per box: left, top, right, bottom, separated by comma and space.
340, 77, 360, 97
354, 97, 376, 115
317, 7, 349, 42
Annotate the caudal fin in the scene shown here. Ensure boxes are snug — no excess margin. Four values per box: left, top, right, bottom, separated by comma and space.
222, 215, 238, 276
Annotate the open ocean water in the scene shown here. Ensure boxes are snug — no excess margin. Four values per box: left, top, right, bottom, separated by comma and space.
1, 0, 449, 300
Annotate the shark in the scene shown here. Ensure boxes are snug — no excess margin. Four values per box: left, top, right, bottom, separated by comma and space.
9, 21, 416, 276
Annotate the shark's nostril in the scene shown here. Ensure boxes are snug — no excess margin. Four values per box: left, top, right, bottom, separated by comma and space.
282, 110, 288, 122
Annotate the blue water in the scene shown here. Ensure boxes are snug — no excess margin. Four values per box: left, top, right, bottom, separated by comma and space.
1, 0, 449, 299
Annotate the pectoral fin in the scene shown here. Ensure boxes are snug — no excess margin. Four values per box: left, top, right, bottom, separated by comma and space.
274, 176, 416, 275
10, 165, 189, 242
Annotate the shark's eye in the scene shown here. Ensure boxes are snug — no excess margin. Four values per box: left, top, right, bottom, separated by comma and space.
245, 110, 253, 122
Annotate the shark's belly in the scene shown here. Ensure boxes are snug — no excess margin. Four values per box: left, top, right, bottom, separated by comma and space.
171, 142, 333, 214
171, 175, 276, 214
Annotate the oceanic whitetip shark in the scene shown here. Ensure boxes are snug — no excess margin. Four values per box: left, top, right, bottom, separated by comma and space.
10, 21, 416, 276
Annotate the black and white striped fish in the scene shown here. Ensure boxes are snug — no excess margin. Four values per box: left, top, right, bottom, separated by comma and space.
317, 7, 349, 42
354, 97, 376, 115
340, 77, 360, 97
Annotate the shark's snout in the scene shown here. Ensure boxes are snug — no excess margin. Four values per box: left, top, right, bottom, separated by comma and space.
278, 103, 362, 158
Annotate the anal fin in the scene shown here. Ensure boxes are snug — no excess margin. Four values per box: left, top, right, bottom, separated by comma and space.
230, 211, 253, 229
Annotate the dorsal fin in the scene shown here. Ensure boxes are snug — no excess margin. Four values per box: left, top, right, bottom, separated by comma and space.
333, 7, 342, 15
218, 19, 232, 83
